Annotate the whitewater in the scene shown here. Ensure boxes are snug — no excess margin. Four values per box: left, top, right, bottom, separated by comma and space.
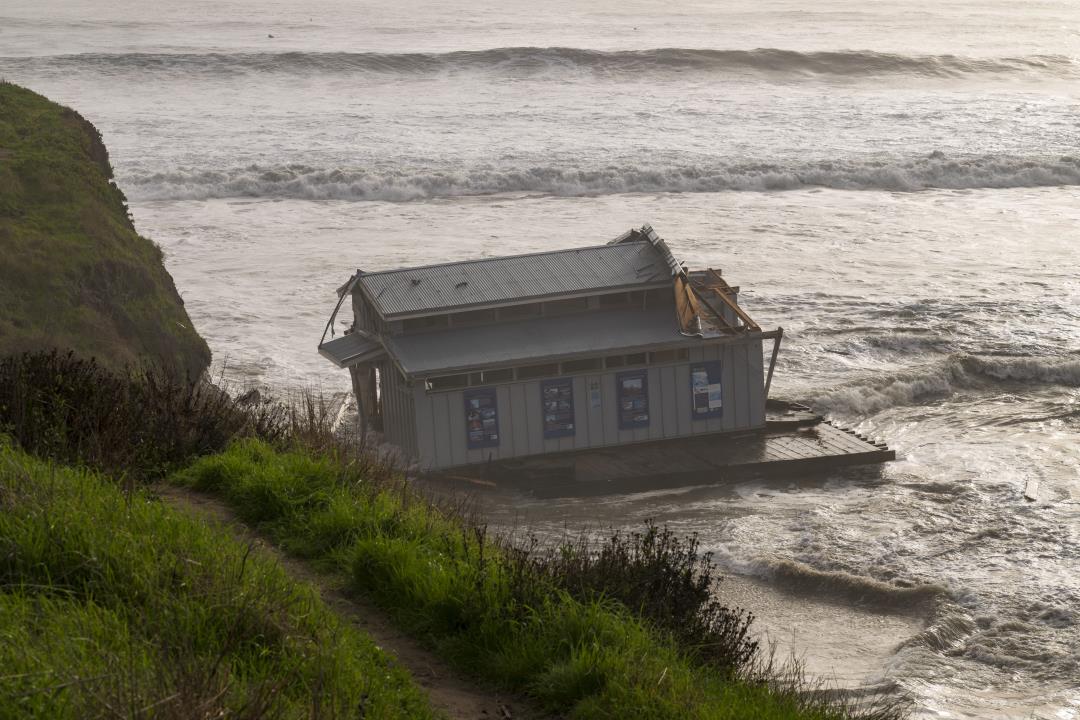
2, 0, 1078, 716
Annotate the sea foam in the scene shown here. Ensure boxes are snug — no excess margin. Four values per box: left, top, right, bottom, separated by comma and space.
12, 48, 1079, 79
122, 155, 1080, 201
810, 354, 1080, 416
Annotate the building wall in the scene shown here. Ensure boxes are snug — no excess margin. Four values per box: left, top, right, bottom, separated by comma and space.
379, 360, 418, 459
351, 290, 388, 335
411, 337, 766, 470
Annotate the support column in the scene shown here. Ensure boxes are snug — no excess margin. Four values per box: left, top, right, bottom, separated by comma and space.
349, 364, 379, 433
764, 327, 783, 401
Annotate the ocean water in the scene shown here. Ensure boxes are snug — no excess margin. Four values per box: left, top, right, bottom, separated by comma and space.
3, 1, 1079, 715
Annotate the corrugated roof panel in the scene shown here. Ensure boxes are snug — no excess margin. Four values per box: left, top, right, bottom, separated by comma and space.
386, 306, 709, 376
318, 332, 385, 368
359, 241, 669, 318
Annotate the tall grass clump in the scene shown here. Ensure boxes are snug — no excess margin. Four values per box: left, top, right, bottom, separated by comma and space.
0, 350, 287, 481
175, 440, 908, 720
0, 437, 435, 720
0, 350, 388, 484
517, 523, 758, 673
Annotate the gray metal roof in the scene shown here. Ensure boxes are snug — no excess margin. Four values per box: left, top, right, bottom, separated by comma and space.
359, 241, 670, 319
318, 331, 385, 368
386, 306, 706, 376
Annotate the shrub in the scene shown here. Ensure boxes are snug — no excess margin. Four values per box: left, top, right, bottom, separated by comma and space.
513, 522, 758, 673
0, 350, 285, 481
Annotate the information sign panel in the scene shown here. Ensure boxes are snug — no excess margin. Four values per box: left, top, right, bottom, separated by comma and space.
464, 388, 500, 448
690, 361, 723, 420
541, 378, 575, 438
616, 370, 650, 429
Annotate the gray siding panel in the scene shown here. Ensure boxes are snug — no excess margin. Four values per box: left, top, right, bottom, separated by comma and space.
704, 345, 724, 435
660, 366, 678, 438
510, 384, 529, 457
403, 384, 418, 457
435, 393, 456, 468
748, 339, 765, 427
734, 343, 749, 429
428, 392, 444, 468
495, 385, 513, 461
414, 387, 435, 468
647, 367, 665, 441
585, 375, 604, 446
674, 364, 692, 437
571, 376, 589, 449
720, 345, 737, 433
414, 337, 770, 469
525, 385, 544, 456
602, 373, 619, 445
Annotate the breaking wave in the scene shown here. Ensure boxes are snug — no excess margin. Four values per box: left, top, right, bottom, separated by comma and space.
811, 354, 1080, 416
740, 557, 944, 611
7, 47, 1078, 79
122, 155, 1080, 201
900, 610, 977, 652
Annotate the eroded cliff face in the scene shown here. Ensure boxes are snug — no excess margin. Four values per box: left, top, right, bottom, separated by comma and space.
0, 82, 210, 379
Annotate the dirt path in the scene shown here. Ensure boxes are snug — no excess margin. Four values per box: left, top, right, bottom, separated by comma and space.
155, 484, 550, 720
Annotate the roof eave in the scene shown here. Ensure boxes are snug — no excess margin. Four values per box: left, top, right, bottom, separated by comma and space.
318, 332, 387, 369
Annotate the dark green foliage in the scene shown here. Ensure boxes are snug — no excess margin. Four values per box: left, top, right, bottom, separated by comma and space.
518, 523, 758, 673
0, 350, 284, 481
0, 81, 210, 378
0, 440, 435, 719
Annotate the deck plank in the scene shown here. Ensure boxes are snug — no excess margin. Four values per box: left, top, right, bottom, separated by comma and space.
439, 418, 895, 491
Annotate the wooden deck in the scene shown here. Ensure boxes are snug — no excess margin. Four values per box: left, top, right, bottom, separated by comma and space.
434, 415, 895, 495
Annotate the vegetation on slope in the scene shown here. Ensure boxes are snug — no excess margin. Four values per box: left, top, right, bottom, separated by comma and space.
0, 350, 282, 482
0, 438, 436, 719
0, 82, 209, 379
174, 441, 898, 720
0, 351, 907, 719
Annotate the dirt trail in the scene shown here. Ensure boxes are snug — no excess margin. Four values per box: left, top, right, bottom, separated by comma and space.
155, 485, 549, 720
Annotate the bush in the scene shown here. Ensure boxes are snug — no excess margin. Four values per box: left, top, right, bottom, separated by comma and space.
0, 350, 285, 481
515, 522, 758, 673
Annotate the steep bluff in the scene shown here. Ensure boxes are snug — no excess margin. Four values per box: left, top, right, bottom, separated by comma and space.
0, 82, 210, 378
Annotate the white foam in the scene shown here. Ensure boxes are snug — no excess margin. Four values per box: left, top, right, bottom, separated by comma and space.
810, 354, 1080, 416
121, 155, 1080, 202
11, 48, 1080, 79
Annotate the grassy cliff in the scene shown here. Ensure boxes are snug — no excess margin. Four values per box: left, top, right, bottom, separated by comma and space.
0, 438, 436, 719
0, 82, 209, 379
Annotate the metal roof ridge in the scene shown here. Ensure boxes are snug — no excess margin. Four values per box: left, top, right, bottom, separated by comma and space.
358, 240, 654, 279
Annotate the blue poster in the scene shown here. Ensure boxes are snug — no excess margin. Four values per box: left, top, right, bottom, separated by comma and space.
541, 378, 575, 438
616, 370, 650, 429
464, 388, 499, 448
690, 361, 723, 420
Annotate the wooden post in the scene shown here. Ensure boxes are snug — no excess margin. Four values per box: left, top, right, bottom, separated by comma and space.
702, 269, 760, 331
764, 327, 783, 401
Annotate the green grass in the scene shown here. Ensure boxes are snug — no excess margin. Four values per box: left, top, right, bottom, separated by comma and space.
0, 438, 437, 719
174, 439, 883, 720
0, 82, 209, 379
